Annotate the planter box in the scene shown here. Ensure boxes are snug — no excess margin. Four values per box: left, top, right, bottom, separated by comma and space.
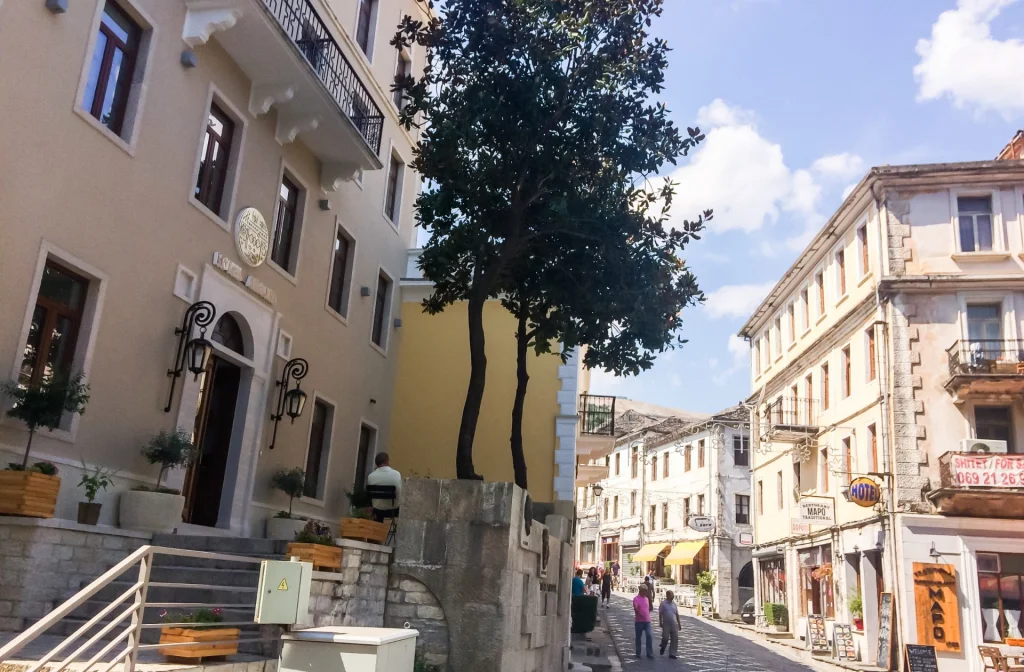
266, 516, 307, 541
0, 471, 60, 518
339, 517, 389, 545
158, 627, 239, 661
77, 502, 101, 525
286, 542, 342, 571
119, 490, 184, 533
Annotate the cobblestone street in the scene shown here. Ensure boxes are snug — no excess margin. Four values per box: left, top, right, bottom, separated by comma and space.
602, 595, 821, 672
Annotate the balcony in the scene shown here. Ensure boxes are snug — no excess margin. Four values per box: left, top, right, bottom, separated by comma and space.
576, 394, 617, 459
945, 340, 1024, 403
184, 0, 385, 190
762, 397, 819, 441
929, 451, 1024, 517
575, 463, 610, 488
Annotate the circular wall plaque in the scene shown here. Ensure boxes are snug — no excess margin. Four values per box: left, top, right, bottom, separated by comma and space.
234, 207, 270, 267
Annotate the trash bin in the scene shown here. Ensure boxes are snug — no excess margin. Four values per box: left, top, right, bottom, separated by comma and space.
279, 627, 419, 672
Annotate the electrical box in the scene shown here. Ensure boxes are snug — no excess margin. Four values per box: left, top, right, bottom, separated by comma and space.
255, 559, 313, 625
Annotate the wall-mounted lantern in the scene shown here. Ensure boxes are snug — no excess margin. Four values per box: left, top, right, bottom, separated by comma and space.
592, 484, 604, 498
269, 358, 309, 449
164, 301, 216, 412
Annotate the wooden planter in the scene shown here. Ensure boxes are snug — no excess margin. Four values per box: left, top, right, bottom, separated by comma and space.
339, 517, 389, 545
158, 627, 239, 661
0, 471, 60, 518
286, 542, 342, 571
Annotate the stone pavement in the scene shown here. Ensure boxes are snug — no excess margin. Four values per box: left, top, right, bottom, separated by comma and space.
602, 595, 821, 672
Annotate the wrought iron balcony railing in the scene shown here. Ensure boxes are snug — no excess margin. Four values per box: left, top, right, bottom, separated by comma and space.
579, 394, 616, 436
263, 0, 384, 154
947, 340, 1024, 377
763, 397, 819, 427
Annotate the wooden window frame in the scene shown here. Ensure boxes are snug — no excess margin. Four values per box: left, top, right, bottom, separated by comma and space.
857, 224, 869, 277
869, 424, 878, 472
327, 221, 355, 319
836, 248, 847, 298
757, 481, 763, 515
736, 494, 750, 524
270, 175, 302, 274
842, 346, 852, 398
663, 452, 669, 478
194, 103, 235, 216
301, 397, 334, 501
866, 328, 876, 382
355, 0, 377, 57
370, 270, 392, 349
19, 262, 90, 389
698, 440, 705, 469
83, 1, 141, 136
384, 151, 403, 224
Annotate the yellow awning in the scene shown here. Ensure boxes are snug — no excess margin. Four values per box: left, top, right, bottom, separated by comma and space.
665, 541, 707, 566
632, 543, 670, 562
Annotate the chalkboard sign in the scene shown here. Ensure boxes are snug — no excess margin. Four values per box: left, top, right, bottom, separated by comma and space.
877, 593, 894, 668
905, 644, 938, 672
699, 593, 713, 617
807, 615, 830, 652
833, 623, 856, 661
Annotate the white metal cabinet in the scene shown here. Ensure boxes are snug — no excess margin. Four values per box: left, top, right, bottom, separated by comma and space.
280, 627, 419, 672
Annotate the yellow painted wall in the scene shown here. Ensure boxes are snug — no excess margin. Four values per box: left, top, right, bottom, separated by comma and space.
388, 300, 562, 502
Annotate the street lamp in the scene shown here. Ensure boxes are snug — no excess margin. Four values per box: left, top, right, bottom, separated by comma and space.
164, 300, 216, 412
269, 358, 309, 449
592, 484, 604, 497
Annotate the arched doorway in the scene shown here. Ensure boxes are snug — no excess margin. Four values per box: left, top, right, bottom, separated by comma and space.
738, 560, 754, 608
183, 313, 248, 527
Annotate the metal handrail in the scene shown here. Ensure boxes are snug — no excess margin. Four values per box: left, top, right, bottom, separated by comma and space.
0, 545, 273, 672
947, 339, 1024, 376
579, 394, 616, 436
763, 397, 820, 427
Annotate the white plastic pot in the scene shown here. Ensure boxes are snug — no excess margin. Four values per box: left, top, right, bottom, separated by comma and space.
266, 516, 307, 541
119, 490, 184, 533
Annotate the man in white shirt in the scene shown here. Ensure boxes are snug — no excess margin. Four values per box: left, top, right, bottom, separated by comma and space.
365, 452, 402, 521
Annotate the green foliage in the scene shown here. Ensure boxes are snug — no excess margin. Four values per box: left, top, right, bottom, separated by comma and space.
271, 467, 306, 517
345, 487, 373, 509
32, 461, 59, 476
1, 373, 90, 468
696, 570, 717, 596
78, 460, 116, 502
571, 595, 599, 634
848, 592, 863, 617
160, 607, 224, 629
392, 0, 710, 480
294, 519, 336, 546
141, 429, 199, 492
763, 602, 789, 626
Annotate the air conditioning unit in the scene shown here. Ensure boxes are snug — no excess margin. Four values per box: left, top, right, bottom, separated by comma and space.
960, 439, 1008, 454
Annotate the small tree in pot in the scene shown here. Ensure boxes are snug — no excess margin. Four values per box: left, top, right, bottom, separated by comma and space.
266, 468, 308, 540
120, 430, 199, 533
77, 460, 116, 525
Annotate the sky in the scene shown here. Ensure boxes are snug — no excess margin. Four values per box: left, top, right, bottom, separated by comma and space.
588, 0, 1024, 413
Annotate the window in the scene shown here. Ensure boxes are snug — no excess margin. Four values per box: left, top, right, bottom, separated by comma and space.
580, 541, 596, 564
698, 440, 705, 469
631, 447, 639, 478
384, 152, 404, 223
697, 494, 705, 515
820, 448, 830, 492
630, 491, 636, 516
194, 104, 235, 216
603, 499, 609, 519
18, 262, 90, 389
799, 544, 835, 618
649, 505, 657, 529
773, 317, 782, 357
733, 434, 749, 466
764, 330, 771, 367
857, 224, 869, 276
977, 553, 1024, 642
842, 346, 852, 398
777, 470, 784, 509
683, 497, 690, 522
355, 0, 377, 56
393, 50, 411, 108
663, 452, 670, 478
651, 454, 658, 481
793, 461, 802, 499
816, 271, 825, 315
788, 303, 796, 345
757, 481, 764, 514
754, 339, 761, 375
661, 503, 669, 529
271, 176, 302, 273
976, 407, 1014, 452
615, 452, 621, 476
759, 558, 787, 607
684, 446, 692, 472
370, 271, 392, 348
800, 287, 810, 330
805, 372, 814, 411
822, 363, 830, 410
968, 304, 1003, 343
958, 196, 994, 252
835, 248, 847, 297
613, 496, 619, 519
736, 495, 750, 524
302, 399, 333, 499
866, 328, 876, 382
869, 423, 878, 472
82, 2, 141, 136
843, 437, 853, 486
352, 423, 377, 491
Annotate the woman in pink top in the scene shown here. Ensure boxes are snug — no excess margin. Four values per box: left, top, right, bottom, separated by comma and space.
633, 585, 654, 658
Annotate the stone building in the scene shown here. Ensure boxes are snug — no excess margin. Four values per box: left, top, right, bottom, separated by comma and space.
0, 0, 424, 534
740, 138, 1024, 671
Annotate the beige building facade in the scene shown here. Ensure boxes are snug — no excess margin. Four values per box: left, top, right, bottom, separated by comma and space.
742, 150, 1024, 671
0, 0, 424, 535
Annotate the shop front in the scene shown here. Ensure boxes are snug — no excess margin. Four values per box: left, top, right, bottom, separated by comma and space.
754, 549, 789, 630
601, 535, 620, 566
666, 540, 709, 608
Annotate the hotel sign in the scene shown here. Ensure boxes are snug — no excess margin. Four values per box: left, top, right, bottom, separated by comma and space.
849, 477, 882, 507
212, 252, 278, 306
234, 207, 270, 267
947, 453, 1024, 488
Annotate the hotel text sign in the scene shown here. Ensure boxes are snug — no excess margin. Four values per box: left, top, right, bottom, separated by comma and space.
948, 453, 1024, 487
212, 252, 278, 306
234, 207, 270, 267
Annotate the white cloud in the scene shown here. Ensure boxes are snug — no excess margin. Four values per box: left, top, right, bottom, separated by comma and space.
588, 367, 622, 392
915, 0, 1024, 118
703, 281, 777, 320
841, 183, 857, 201
713, 335, 752, 385
812, 153, 866, 181
727, 335, 748, 362
696, 99, 757, 128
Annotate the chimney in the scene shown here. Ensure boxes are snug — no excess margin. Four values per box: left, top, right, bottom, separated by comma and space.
996, 130, 1024, 160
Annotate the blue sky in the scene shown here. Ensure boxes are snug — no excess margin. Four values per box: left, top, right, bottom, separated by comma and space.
589, 0, 1024, 413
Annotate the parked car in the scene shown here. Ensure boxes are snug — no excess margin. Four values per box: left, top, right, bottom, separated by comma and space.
741, 598, 755, 624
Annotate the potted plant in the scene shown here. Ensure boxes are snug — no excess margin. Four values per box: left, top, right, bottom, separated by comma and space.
338, 487, 389, 545
158, 607, 239, 661
763, 602, 789, 633
120, 429, 199, 533
286, 520, 342, 571
77, 460, 116, 525
849, 592, 864, 631
266, 467, 308, 540
0, 373, 89, 518
697, 570, 717, 617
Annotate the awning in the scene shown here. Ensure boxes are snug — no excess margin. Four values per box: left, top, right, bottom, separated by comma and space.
632, 543, 671, 562
665, 541, 707, 566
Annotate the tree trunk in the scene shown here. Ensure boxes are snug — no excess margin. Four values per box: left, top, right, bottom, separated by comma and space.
456, 288, 487, 480
21, 429, 35, 469
510, 310, 529, 491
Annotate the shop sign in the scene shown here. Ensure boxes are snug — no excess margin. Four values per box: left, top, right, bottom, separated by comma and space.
688, 515, 714, 533
234, 207, 270, 267
213, 252, 278, 306
849, 476, 881, 507
795, 500, 834, 526
791, 520, 810, 535
912, 563, 962, 653
736, 532, 754, 547
947, 453, 1024, 488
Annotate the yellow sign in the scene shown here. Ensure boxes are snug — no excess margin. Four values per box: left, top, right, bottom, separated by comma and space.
849, 477, 881, 507
277, 578, 289, 591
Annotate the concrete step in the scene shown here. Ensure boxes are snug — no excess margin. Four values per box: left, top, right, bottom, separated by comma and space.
70, 600, 256, 624
152, 535, 289, 556
146, 566, 262, 588
87, 580, 257, 606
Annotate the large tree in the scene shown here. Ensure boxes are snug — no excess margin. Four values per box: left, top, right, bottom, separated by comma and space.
394, 0, 708, 480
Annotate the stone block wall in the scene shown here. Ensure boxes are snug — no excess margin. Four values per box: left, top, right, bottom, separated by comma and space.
384, 574, 448, 668
0, 518, 150, 631
305, 540, 392, 628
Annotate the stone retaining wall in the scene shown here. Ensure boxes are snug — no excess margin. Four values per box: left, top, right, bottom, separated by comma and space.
384, 573, 449, 668
305, 539, 392, 627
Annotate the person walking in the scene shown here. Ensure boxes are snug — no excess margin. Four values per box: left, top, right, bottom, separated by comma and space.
643, 576, 655, 610
611, 561, 620, 589
600, 567, 612, 607
572, 569, 585, 596
633, 585, 654, 658
658, 590, 681, 659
